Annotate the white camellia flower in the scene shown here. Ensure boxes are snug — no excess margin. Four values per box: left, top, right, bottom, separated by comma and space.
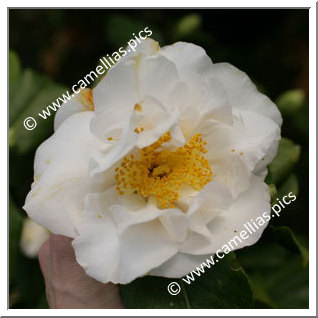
24, 38, 282, 284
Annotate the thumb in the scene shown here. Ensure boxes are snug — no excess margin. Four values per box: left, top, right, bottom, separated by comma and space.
38, 234, 123, 309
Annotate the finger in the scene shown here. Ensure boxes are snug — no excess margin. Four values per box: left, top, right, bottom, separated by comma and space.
38, 237, 51, 280
48, 234, 80, 278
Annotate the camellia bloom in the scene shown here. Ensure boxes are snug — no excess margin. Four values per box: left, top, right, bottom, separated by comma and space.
24, 38, 282, 284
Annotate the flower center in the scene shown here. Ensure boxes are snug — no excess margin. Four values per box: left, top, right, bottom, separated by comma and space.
115, 132, 212, 208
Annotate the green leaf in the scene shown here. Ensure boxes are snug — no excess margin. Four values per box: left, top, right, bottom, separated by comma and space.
120, 253, 253, 309
271, 226, 309, 267
236, 238, 309, 309
9, 200, 46, 308
175, 14, 202, 38
36, 294, 49, 309
278, 174, 299, 198
106, 15, 146, 47
121, 276, 188, 309
105, 15, 163, 49
268, 138, 301, 185
10, 69, 50, 126
13, 251, 47, 308
276, 89, 306, 116
9, 50, 21, 98
267, 183, 278, 204
9, 197, 45, 308
10, 69, 67, 154
248, 276, 277, 308
9, 195, 24, 285
249, 257, 308, 309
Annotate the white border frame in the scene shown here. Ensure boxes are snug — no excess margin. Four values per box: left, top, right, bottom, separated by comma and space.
3, 1, 316, 316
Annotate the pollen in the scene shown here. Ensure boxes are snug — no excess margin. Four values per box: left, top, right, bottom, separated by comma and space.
115, 132, 212, 209
107, 137, 113, 141
134, 103, 143, 112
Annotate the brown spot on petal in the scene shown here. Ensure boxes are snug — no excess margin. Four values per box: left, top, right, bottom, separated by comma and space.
134, 103, 143, 112
78, 88, 94, 111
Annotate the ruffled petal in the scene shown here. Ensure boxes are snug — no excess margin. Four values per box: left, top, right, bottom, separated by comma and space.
211, 62, 283, 126
160, 41, 213, 78
198, 110, 280, 197
180, 176, 271, 255
150, 252, 212, 278
90, 96, 181, 176
91, 61, 139, 140
73, 189, 178, 284
54, 88, 94, 130
23, 112, 102, 237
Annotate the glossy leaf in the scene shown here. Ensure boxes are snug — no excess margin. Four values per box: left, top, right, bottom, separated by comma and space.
9, 195, 24, 285
236, 237, 309, 309
271, 226, 309, 267
175, 14, 202, 37
10, 69, 67, 154
268, 138, 301, 185
276, 89, 305, 116
9, 50, 21, 98
120, 253, 253, 309
278, 174, 299, 198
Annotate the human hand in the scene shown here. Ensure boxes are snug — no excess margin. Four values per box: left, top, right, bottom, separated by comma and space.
38, 234, 124, 309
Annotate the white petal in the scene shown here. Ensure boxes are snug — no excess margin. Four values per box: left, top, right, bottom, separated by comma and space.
139, 54, 180, 107
91, 61, 139, 140
110, 194, 186, 240
186, 181, 233, 237
211, 62, 283, 126
23, 112, 102, 237
122, 38, 161, 61
206, 176, 271, 250
90, 96, 181, 175
54, 88, 94, 130
91, 42, 181, 141
181, 176, 271, 255
160, 41, 213, 78
211, 155, 251, 199
229, 109, 281, 174
150, 252, 212, 278
198, 111, 280, 197
73, 190, 178, 284
161, 42, 233, 127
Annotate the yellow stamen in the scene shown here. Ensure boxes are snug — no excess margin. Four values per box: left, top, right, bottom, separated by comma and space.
115, 132, 212, 209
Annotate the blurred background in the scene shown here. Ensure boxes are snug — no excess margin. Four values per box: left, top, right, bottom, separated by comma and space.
9, 9, 309, 309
